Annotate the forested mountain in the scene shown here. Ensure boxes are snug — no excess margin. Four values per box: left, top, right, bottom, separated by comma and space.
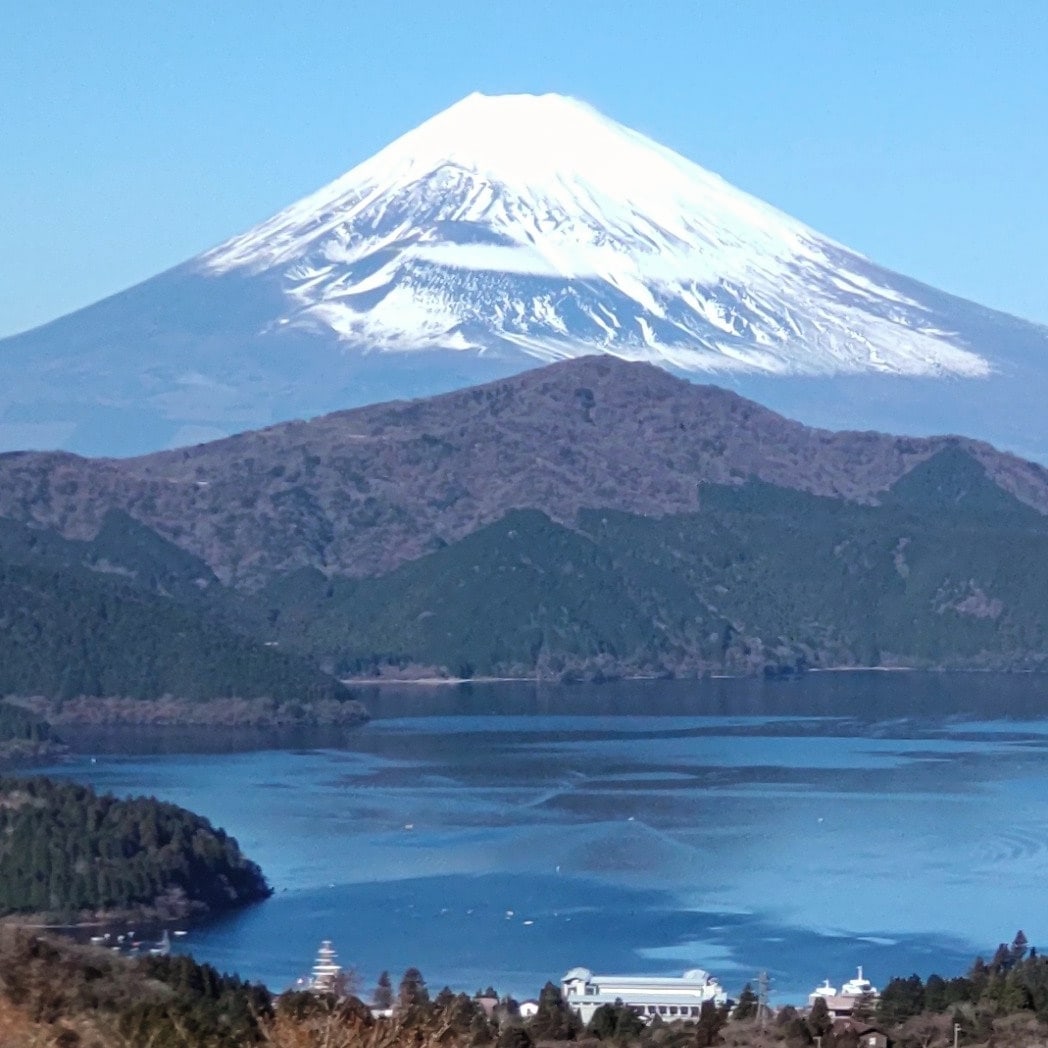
0, 776, 270, 918
263, 448, 1048, 678
3, 357, 1048, 589
2, 357, 1048, 681
0, 508, 223, 607
0, 556, 360, 712
0, 513, 366, 716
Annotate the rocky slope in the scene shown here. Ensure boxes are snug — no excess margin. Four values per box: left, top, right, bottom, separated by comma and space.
0, 357, 1045, 590
3, 357, 1048, 679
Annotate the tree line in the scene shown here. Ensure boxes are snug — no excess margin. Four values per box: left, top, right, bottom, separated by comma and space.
0, 700, 66, 762
0, 775, 271, 918
5, 936, 1048, 1047
0, 558, 353, 705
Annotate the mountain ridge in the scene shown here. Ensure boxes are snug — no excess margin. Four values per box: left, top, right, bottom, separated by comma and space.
3, 356, 1048, 679
1, 356, 1046, 590
194, 91, 986, 378
3, 92, 1048, 458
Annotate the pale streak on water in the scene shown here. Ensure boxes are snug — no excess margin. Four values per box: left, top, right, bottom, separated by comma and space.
39, 673, 1048, 1003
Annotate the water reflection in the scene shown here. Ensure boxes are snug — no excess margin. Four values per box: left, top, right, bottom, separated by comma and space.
42, 672, 1048, 1002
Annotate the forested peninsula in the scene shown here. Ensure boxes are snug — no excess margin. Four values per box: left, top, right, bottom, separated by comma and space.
0, 512, 369, 726
0, 557, 365, 716
0, 777, 271, 921
0, 702, 66, 764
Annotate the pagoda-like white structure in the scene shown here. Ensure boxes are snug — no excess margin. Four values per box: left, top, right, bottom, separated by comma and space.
309, 940, 342, 994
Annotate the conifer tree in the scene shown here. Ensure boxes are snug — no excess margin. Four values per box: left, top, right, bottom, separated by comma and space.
732, 982, 759, 1022
373, 969, 393, 1009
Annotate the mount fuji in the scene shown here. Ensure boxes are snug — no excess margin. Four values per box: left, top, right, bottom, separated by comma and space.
3, 92, 1047, 458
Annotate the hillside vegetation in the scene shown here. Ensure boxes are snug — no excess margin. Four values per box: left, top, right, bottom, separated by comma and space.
0, 776, 270, 919
0, 513, 366, 719
3, 358, 1048, 684
0, 558, 359, 707
0, 702, 65, 763
2, 357, 1047, 589
265, 448, 1048, 678
0, 929, 272, 1046
1, 928, 1048, 1047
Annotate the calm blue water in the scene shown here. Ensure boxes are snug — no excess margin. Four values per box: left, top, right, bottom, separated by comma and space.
37, 674, 1048, 1004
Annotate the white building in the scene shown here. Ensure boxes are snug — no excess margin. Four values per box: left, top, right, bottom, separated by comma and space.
561, 967, 727, 1024
807, 966, 879, 1018
309, 940, 342, 994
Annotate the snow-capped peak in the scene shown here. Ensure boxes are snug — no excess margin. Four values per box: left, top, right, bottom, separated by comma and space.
203, 91, 825, 276
199, 92, 989, 379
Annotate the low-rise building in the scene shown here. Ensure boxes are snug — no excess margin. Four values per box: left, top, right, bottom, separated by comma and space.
808, 967, 880, 1019
832, 1019, 890, 1047
561, 967, 727, 1024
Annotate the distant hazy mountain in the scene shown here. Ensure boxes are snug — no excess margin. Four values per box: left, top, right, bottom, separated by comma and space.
3, 357, 1048, 678
2, 93, 1047, 458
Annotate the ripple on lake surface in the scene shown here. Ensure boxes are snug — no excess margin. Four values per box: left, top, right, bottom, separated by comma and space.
41, 673, 1048, 1002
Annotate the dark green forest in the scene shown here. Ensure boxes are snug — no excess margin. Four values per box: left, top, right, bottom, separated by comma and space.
0, 776, 271, 918
5, 447, 1048, 695
0, 509, 223, 609
0, 557, 355, 705
263, 448, 1048, 678
0, 510, 363, 710
0, 701, 65, 761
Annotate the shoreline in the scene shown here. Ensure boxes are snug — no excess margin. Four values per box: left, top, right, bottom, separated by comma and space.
347, 675, 528, 686
0, 898, 229, 930
6, 694, 369, 728
807, 665, 916, 673
342, 664, 989, 686
2, 914, 181, 931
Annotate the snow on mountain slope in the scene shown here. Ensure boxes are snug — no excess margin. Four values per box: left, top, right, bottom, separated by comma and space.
199, 92, 987, 378
4, 91, 1048, 460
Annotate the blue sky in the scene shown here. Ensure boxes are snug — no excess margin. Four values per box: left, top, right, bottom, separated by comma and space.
2, 0, 1046, 337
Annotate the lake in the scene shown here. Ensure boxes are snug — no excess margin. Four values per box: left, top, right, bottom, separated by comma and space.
38, 672, 1048, 1005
